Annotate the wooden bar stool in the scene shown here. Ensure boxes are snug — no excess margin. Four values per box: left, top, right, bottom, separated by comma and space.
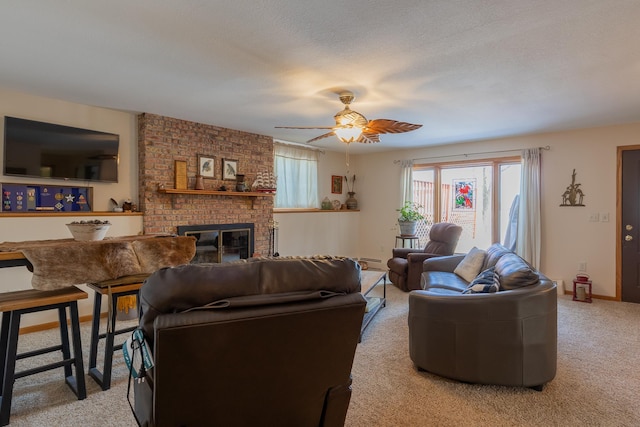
87, 274, 147, 391
0, 287, 87, 426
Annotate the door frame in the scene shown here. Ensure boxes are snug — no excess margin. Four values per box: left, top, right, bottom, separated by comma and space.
616, 145, 640, 301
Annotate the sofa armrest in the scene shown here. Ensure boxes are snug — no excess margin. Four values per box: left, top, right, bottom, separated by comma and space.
403, 252, 448, 291
407, 252, 442, 265
422, 254, 465, 273
391, 247, 422, 259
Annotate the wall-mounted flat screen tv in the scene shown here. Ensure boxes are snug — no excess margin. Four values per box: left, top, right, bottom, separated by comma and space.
3, 116, 119, 183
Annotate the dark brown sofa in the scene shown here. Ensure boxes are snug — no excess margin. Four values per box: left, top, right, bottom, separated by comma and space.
408, 243, 557, 389
135, 256, 366, 427
387, 222, 462, 291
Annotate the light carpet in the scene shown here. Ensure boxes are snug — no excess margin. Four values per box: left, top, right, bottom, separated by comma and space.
6, 274, 640, 426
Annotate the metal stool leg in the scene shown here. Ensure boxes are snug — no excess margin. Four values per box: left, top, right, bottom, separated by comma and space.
57, 306, 72, 379
88, 291, 103, 375
0, 312, 21, 427
67, 302, 86, 399
0, 312, 10, 392
99, 292, 120, 391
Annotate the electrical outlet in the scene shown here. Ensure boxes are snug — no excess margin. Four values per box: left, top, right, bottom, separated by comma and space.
601, 212, 610, 222
578, 261, 587, 272
589, 213, 599, 222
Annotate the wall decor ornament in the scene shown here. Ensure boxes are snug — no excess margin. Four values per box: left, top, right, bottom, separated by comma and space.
222, 159, 238, 180
331, 175, 343, 194
197, 154, 215, 178
560, 169, 585, 206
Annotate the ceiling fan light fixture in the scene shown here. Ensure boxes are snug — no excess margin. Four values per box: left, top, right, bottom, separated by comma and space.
333, 105, 367, 143
276, 90, 422, 149
334, 125, 362, 143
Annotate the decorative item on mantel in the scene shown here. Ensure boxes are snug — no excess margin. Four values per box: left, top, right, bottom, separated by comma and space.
174, 160, 188, 190
344, 174, 358, 210
252, 170, 277, 193
194, 175, 205, 190
235, 174, 246, 192
560, 169, 586, 207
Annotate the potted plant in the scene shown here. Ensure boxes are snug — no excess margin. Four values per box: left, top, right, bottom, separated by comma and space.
397, 201, 425, 236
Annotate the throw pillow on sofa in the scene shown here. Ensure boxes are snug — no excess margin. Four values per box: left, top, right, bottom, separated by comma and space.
495, 253, 539, 290
454, 246, 486, 282
462, 267, 500, 294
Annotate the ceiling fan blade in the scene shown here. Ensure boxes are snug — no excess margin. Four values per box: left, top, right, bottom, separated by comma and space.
307, 131, 336, 143
356, 133, 380, 144
364, 119, 422, 134
275, 126, 334, 130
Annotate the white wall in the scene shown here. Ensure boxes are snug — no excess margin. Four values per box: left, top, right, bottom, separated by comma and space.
0, 89, 141, 326
355, 123, 640, 298
275, 149, 362, 258
274, 211, 360, 257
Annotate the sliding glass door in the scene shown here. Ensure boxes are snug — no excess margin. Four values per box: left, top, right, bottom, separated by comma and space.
413, 159, 520, 253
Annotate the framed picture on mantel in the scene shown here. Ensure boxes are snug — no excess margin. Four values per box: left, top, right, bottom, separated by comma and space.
197, 154, 215, 178
222, 158, 238, 180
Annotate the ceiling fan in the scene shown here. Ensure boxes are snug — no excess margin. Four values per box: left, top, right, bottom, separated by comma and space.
276, 91, 422, 145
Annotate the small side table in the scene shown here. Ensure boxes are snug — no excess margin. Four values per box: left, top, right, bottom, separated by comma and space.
396, 235, 419, 249
572, 278, 592, 303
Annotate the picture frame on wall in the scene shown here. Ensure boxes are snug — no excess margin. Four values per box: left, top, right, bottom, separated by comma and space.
197, 154, 215, 178
331, 175, 343, 194
222, 159, 238, 180
453, 178, 476, 210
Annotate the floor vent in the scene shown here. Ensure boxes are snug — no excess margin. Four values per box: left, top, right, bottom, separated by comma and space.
359, 257, 382, 263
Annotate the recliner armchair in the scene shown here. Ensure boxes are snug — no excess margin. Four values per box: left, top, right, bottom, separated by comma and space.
387, 223, 462, 291
134, 257, 366, 427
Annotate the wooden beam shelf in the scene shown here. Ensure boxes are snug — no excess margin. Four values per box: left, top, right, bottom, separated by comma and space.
0, 211, 143, 218
157, 188, 274, 209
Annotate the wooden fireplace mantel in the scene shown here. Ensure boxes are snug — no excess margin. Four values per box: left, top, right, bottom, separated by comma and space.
158, 188, 275, 197
157, 188, 274, 208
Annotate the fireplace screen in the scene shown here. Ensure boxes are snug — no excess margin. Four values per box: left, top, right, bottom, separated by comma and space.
177, 223, 254, 264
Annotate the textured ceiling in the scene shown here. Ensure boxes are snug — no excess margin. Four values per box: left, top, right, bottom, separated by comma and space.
0, 1, 639, 153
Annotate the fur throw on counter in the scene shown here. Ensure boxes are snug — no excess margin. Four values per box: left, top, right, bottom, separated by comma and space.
20, 236, 196, 291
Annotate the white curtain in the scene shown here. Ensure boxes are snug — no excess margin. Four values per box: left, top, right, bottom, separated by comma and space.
274, 144, 319, 208
516, 148, 541, 268
400, 160, 414, 205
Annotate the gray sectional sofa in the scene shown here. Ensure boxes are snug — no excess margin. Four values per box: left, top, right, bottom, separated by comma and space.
408, 243, 557, 389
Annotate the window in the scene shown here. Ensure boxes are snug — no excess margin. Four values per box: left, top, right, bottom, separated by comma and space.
413, 158, 520, 253
274, 144, 319, 208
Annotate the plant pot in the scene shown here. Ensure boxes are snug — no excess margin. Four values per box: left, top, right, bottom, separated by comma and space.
398, 220, 417, 237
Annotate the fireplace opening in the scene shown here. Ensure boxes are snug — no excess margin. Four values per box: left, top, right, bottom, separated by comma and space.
177, 223, 254, 264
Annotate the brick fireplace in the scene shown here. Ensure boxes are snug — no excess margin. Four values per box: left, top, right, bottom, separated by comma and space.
137, 113, 274, 256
